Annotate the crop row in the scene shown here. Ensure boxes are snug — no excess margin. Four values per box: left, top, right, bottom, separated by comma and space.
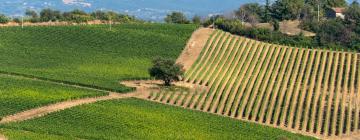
158, 30, 360, 138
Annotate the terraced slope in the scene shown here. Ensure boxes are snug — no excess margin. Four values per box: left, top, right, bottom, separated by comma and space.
152, 30, 360, 139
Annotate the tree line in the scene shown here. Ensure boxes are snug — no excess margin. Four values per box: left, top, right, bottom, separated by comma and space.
214, 0, 360, 52
0, 9, 139, 24
164, 0, 360, 52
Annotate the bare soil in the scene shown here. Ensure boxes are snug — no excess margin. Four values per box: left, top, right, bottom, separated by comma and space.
176, 28, 214, 71
0, 134, 6, 140
245, 20, 316, 37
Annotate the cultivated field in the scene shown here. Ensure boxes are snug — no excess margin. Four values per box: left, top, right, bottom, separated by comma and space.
0, 99, 315, 140
0, 25, 318, 140
149, 30, 360, 139
0, 24, 197, 92
0, 74, 105, 118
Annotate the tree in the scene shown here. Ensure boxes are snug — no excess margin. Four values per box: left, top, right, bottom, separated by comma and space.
271, 0, 305, 20
235, 3, 264, 23
40, 8, 62, 22
149, 58, 184, 86
62, 9, 92, 23
25, 9, 40, 23
0, 14, 9, 24
164, 12, 190, 24
91, 10, 108, 20
316, 19, 351, 47
344, 1, 360, 25
192, 15, 201, 24
264, 0, 272, 22
325, 0, 347, 7
272, 19, 280, 31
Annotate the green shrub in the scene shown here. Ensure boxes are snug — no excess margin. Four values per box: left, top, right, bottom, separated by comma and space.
0, 14, 10, 24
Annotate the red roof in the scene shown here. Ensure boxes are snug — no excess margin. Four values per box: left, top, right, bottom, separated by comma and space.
332, 8, 346, 13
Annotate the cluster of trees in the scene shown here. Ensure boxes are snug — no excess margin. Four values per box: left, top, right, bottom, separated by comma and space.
206, 0, 360, 52
164, 12, 202, 24
235, 0, 347, 24
0, 9, 139, 24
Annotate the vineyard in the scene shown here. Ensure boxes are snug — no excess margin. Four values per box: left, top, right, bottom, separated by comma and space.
0, 24, 197, 92
0, 74, 105, 118
148, 30, 360, 139
0, 99, 315, 140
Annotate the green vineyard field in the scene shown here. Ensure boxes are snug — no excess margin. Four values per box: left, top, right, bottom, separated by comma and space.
0, 74, 105, 118
151, 30, 360, 139
0, 24, 197, 92
0, 99, 315, 140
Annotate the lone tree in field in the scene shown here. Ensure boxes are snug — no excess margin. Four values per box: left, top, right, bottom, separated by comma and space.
149, 58, 184, 86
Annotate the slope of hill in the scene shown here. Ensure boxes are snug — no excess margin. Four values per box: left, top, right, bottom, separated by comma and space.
0, 99, 315, 140
149, 30, 360, 139
0, 24, 317, 140
0, 24, 197, 92
0, 74, 105, 118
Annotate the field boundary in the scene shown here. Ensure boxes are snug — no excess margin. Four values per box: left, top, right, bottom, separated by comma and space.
0, 92, 141, 124
0, 133, 6, 140
0, 71, 133, 93
176, 28, 214, 71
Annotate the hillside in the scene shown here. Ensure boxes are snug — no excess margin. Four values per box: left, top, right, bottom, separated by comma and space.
0, 99, 315, 140
0, 24, 316, 140
148, 30, 360, 139
0, 24, 197, 92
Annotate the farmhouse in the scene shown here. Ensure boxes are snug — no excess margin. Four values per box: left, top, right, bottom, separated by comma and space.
326, 7, 346, 19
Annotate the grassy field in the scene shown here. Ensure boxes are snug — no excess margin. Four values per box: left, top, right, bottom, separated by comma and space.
0, 99, 315, 140
0, 74, 106, 118
0, 24, 197, 92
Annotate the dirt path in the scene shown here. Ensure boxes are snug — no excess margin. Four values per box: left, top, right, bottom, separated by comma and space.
0, 92, 139, 124
176, 28, 214, 71
0, 134, 6, 140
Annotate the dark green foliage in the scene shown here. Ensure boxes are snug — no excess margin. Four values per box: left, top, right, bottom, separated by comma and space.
316, 19, 351, 48
235, 3, 264, 23
0, 14, 10, 24
0, 99, 316, 140
325, 0, 347, 7
12, 18, 21, 24
0, 9, 139, 24
91, 10, 108, 20
164, 12, 190, 24
315, 16, 360, 51
40, 8, 62, 22
62, 9, 92, 23
272, 19, 280, 31
149, 58, 184, 86
344, 1, 360, 26
192, 15, 202, 24
264, 0, 272, 22
25, 9, 40, 23
271, 0, 305, 20
214, 19, 314, 48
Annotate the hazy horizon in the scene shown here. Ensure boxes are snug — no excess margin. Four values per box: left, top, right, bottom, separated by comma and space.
0, 0, 356, 21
